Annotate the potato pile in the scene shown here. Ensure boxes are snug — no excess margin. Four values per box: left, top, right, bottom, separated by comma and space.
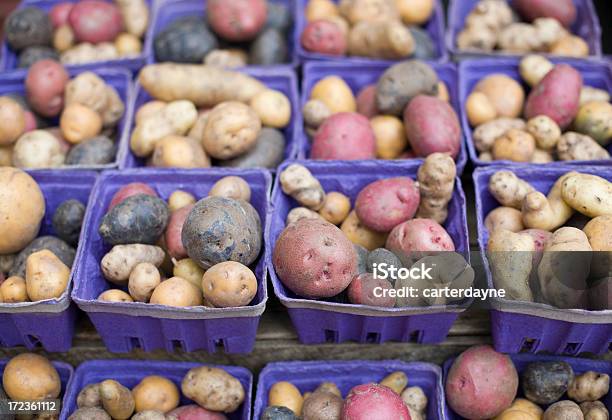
304, 60, 461, 161
446, 345, 610, 420
155, 0, 291, 67
264, 371, 428, 420
485, 169, 612, 309
0, 60, 125, 169
301, 0, 436, 60
2, 353, 62, 409
69, 365, 245, 419
131, 64, 290, 169
4, 0, 149, 68
273, 158, 473, 307
0, 169, 86, 304
97, 177, 261, 309
468, 56, 611, 163
457, 0, 589, 57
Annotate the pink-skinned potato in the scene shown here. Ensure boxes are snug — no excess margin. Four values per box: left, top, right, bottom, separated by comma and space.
355, 177, 420, 232
165, 204, 195, 259
301, 20, 347, 56
341, 383, 410, 420
513, 0, 576, 27
166, 405, 227, 420
445, 345, 518, 419
273, 218, 357, 298
108, 183, 158, 210
356, 84, 379, 118
25, 59, 69, 118
524, 64, 582, 129
386, 218, 455, 265
521, 228, 552, 268
347, 273, 395, 307
403, 95, 461, 158
68, 0, 124, 43
311, 112, 376, 160
207, 0, 267, 42
49, 2, 74, 28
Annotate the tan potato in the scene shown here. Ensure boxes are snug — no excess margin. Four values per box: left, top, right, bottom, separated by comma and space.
0, 144, 13, 166
0, 96, 26, 146
526, 115, 561, 151
12, 130, 66, 168
151, 135, 211, 168
580, 401, 608, 420
457, 24, 497, 52
583, 215, 612, 251
132, 376, 180, 413
64, 72, 108, 115
401, 386, 428, 413
310, 76, 356, 114
550, 35, 589, 57
25, 250, 70, 301
2, 353, 61, 400
340, 210, 387, 251
488, 229, 535, 301
0, 276, 28, 303
522, 173, 576, 231
568, 371, 610, 403
69, 407, 111, 420
531, 149, 554, 163
543, 401, 586, 420
302, 391, 343, 420
53, 24, 75, 52
315, 382, 341, 397
204, 49, 248, 69
100, 380, 135, 420
173, 258, 205, 291
306, 0, 339, 21
115, 32, 142, 56
128, 262, 161, 303
208, 176, 251, 201
101, 85, 125, 127
249, 89, 291, 128
580, 86, 610, 106
76, 383, 101, 408
472, 117, 526, 152
136, 101, 167, 125
60, 103, 103, 144
168, 190, 196, 212
181, 366, 245, 413
534, 17, 567, 49
286, 207, 323, 225
280, 164, 326, 210
370, 115, 408, 159
573, 101, 612, 146
323, 15, 350, 35
380, 371, 408, 394
466, 92, 497, 126
149, 276, 203, 307
416, 153, 456, 224
485, 207, 525, 233
318, 192, 351, 225
339, 0, 398, 24
348, 21, 414, 59
269, 381, 303, 416
519, 54, 554, 87
561, 173, 612, 218
395, 0, 433, 24
488, 170, 535, 210
187, 111, 210, 141
101, 244, 165, 286
557, 131, 610, 161
494, 399, 543, 420
201, 261, 257, 307
492, 129, 536, 162
437, 81, 449, 102
98, 289, 134, 302
498, 23, 541, 53
116, 0, 149, 38
474, 75, 525, 118
303, 99, 331, 129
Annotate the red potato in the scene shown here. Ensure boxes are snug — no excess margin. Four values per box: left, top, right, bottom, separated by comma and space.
49, 2, 74, 28
524, 64, 583, 129
108, 183, 158, 210
520, 229, 552, 253
167, 405, 227, 420
341, 383, 410, 420
68, 0, 124, 43
301, 20, 347, 56
403, 95, 461, 159
207, 0, 267, 42
513, 0, 576, 28
311, 112, 376, 160
273, 218, 357, 298
356, 85, 378, 118
25, 60, 69, 118
347, 273, 395, 307
165, 204, 194, 259
445, 345, 518, 419
355, 177, 420, 232
386, 218, 455, 264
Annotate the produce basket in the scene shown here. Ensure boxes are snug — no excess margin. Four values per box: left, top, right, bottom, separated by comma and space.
474, 165, 612, 355
253, 360, 445, 419
71, 168, 271, 354
60, 359, 252, 420
266, 160, 470, 345
446, 0, 602, 59
0, 170, 97, 352
3, 0, 154, 72
120, 67, 301, 170
0, 66, 133, 171
443, 353, 612, 419
295, 0, 447, 63
460, 58, 612, 167
300, 61, 467, 174
145, 0, 298, 68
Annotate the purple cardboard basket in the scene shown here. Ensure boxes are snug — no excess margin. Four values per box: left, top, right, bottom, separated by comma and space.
0, 170, 97, 352
474, 165, 612, 355
253, 360, 445, 419
120, 66, 300, 170
266, 160, 470, 345
296, 0, 447, 63
0, 66, 133, 171
71, 168, 271, 354
145, 0, 298, 68
443, 354, 612, 419
447, 0, 602, 59
461, 58, 612, 168
3, 0, 153, 72
300, 61, 468, 175
60, 359, 252, 420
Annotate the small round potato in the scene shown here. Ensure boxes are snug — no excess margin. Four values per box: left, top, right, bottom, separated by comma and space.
318, 191, 351, 225
370, 115, 408, 159
306, 0, 339, 21
60, 103, 103, 144
202, 101, 261, 159
543, 400, 583, 420
133, 375, 180, 414
128, 262, 161, 303
550, 35, 589, 57
54, 24, 75, 52
208, 176, 252, 201
485, 207, 524, 233
201, 261, 257, 307
173, 258, 205, 291
491, 129, 536, 162
303, 99, 332, 129
396, 0, 434, 25
287, 207, 323, 225
77, 383, 101, 408
302, 391, 342, 420
310, 76, 356, 114
341, 210, 387, 251
0, 276, 28, 303
249, 89, 291, 128
149, 276, 203, 307
269, 381, 303, 416
466, 92, 497, 126
0, 97, 26, 145
519, 54, 554, 87
136, 101, 167, 125
98, 289, 134, 302
474, 74, 525, 118
12, 129, 66, 168
181, 366, 245, 413
168, 190, 196, 212
2, 353, 61, 400
25, 249, 70, 301
526, 115, 561, 150
115, 32, 142, 56
152, 135, 211, 168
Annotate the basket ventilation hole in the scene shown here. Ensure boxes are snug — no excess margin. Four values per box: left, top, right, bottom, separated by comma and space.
214, 339, 225, 351
563, 342, 582, 355
409, 330, 423, 343
519, 338, 539, 353
128, 337, 143, 349
170, 340, 185, 351
324, 329, 338, 343
366, 332, 381, 344
25, 335, 42, 348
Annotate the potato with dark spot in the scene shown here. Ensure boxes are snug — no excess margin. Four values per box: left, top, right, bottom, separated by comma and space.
52, 199, 85, 246
181, 366, 245, 413
302, 391, 343, 420
202, 102, 261, 160
77, 383, 101, 408
69, 407, 110, 420
262, 406, 298, 420
522, 361, 574, 405
128, 262, 161, 303
65, 136, 116, 166
543, 400, 583, 420
219, 127, 285, 169
2, 353, 60, 401
5, 7, 53, 51
10, 236, 75, 278
25, 59, 69, 118
99, 380, 134, 420
202, 261, 257, 307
